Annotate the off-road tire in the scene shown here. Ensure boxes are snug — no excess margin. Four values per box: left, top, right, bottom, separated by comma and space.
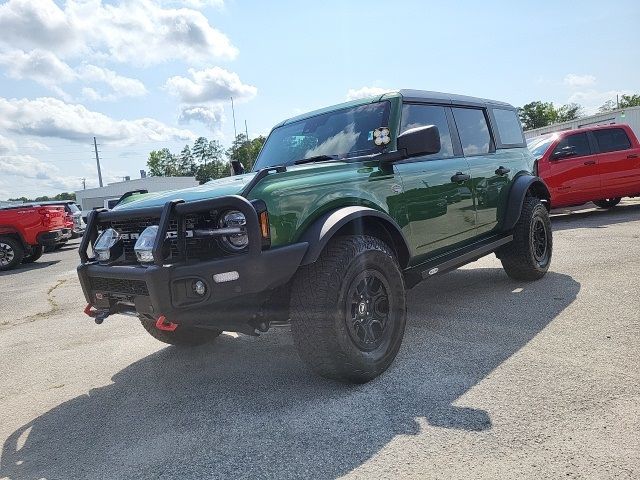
290, 235, 407, 383
499, 196, 552, 281
593, 198, 621, 209
43, 245, 55, 253
22, 245, 43, 264
0, 236, 24, 271
139, 318, 222, 346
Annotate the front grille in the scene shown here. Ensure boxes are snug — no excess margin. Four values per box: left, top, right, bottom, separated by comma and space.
99, 214, 230, 263
90, 277, 149, 296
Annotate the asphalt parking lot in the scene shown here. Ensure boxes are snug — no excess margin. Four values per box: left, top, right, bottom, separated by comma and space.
0, 200, 639, 480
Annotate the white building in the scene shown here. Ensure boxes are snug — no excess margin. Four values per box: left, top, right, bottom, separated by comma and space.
524, 106, 640, 140
75, 177, 199, 210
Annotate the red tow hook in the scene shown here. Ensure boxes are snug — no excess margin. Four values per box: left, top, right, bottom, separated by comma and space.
84, 304, 98, 317
84, 304, 109, 324
155, 315, 178, 332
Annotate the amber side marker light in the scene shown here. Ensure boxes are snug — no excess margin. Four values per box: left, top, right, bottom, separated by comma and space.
259, 211, 270, 239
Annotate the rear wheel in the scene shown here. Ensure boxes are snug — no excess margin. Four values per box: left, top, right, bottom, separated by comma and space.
290, 235, 407, 383
593, 198, 621, 209
22, 245, 43, 264
0, 236, 24, 271
139, 317, 222, 347
499, 196, 552, 281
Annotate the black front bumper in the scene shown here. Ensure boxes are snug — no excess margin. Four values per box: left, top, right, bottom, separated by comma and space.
77, 195, 308, 331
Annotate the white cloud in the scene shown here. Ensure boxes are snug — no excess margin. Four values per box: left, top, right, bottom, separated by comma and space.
77, 65, 147, 100
568, 89, 629, 115
0, 134, 16, 154
0, 49, 76, 85
166, 67, 257, 104
178, 105, 224, 130
346, 87, 394, 101
0, 0, 78, 55
0, 96, 195, 145
0, 0, 238, 66
161, 0, 225, 8
563, 74, 596, 88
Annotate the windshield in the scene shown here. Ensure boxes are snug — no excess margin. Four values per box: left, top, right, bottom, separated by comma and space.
253, 101, 391, 170
527, 134, 557, 158
68, 203, 80, 213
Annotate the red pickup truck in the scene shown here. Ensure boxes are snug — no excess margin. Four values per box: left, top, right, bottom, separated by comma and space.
0, 204, 69, 271
528, 124, 640, 209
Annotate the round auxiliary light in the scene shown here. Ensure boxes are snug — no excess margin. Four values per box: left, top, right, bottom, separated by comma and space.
134, 225, 159, 263
218, 210, 248, 251
93, 228, 121, 262
193, 280, 207, 296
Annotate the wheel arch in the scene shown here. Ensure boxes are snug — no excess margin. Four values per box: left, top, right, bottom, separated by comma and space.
0, 228, 27, 249
298, 206, 411, 268
501, 175, 551, 231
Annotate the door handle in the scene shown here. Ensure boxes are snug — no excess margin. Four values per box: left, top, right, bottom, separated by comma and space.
495, 166, 511, 176
628, 154, 639, 159
450, 172, 470, 183
584, 160, 596, 165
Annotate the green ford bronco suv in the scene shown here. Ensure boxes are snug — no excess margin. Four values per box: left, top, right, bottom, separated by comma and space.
78, 90, 552, 383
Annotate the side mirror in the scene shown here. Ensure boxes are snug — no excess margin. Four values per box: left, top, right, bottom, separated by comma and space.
551, 145, 576, 160
230, 160, 245, 175
397, 125, 441, 159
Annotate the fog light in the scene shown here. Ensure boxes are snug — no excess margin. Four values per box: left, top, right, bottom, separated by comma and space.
193, 280, 207, 296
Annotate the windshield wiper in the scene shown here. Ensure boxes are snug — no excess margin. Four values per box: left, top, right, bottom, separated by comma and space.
293, 154, 340, 165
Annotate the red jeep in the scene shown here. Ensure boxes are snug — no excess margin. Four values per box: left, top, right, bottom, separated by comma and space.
528, 124, 640, 209
0, 204, 69, 271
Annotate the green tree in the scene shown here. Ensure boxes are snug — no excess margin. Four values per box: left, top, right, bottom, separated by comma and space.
518, 101, 583, 130
179, 145, 194, 175
620, 94, 640, 108
227, 134, 266, 172
195, 139, 227, 183
556, 103, 582, 123
147, 148, 179, 176
192, 137, 209, 167
518, 101, 557, 130
598, 100, 617, 113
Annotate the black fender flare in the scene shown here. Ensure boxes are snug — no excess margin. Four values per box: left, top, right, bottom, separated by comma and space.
298, 206, 411, 266
501, 175, 551, 231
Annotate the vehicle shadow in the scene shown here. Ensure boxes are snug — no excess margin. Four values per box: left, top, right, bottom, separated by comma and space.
551, 202, 640, 231
0, 269, 579, 480
0, 260, 60, 277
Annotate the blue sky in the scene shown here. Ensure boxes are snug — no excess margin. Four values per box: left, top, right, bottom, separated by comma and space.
0, 0, 639, 199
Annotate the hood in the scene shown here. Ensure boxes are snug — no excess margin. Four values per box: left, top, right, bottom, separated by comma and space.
115, 173, 256, 210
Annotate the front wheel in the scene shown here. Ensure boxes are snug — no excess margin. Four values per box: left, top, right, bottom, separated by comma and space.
139, 318, 222, 346
498, 196, 552, 281
290, 235, 407, 383
593, 198, 621, 209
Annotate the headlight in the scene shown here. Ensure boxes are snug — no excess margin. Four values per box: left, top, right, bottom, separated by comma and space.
93, 228, 122, 262
134, 225, 158, 263
218, 210, 248, 251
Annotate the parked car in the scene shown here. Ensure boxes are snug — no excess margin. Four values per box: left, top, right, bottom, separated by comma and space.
77, 90, 552, 382
27, 200, 85, 238
527, 124, 640, 209
0, 204, 68, 270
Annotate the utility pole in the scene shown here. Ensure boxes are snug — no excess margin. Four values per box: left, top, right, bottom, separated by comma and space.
93, 137, 103, 187
616, 94, 620, 110
81, 177, 86, 190
245, 120, 249, 142
230, 97, 238, 140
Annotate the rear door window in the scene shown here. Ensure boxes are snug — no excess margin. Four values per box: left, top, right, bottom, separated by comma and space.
593, 128, 632, 153
493, 108, 525, 145
552, 133, 591, 158
400, 104, 454, 159
452, 108, 492, 156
